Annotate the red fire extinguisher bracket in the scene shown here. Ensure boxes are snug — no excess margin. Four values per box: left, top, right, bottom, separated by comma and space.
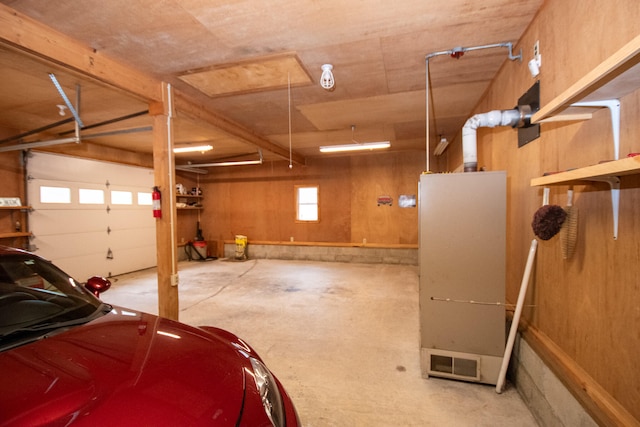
152, 186, 162, 218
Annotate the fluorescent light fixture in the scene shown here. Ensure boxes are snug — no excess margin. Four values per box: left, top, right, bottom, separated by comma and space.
176, 159, 262, 169
173, 144, 213, 153
434, 136, 449, 156
201, 159, 263, 167
178, 150, 264, 168
319, 141, 390, 153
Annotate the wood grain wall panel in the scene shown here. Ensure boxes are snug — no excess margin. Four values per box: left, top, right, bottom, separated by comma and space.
459, 0, 640, 422
350, 152, 421, 244
197, 157, 346, 243
0, 152, 23, 196
197, 152, 422, 247
0, 152, 25, 244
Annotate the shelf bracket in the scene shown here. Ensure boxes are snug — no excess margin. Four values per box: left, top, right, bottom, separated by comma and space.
571, 99, 620, 160
589, 176, 620, 240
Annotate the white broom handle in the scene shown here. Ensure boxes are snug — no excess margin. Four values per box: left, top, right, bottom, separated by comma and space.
542, 187, 550, 206
496, 239, 538, 393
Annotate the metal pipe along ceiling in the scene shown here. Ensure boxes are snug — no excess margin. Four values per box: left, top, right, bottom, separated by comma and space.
424, 42, 522, 172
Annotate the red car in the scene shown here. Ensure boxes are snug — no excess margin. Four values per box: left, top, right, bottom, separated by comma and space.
0, 246, 299, 426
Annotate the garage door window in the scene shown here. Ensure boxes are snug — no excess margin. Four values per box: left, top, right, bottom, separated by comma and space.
111, 190, 133, 205
138, 192, 152, 205
79, 189, 105, 204
296, 185, 319, 222
40, 186, 71, 204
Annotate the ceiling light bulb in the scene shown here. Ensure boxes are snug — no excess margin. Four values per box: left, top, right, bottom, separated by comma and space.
320, 64, 334, 90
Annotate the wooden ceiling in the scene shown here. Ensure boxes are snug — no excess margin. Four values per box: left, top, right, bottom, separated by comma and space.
0, 0, 544, 168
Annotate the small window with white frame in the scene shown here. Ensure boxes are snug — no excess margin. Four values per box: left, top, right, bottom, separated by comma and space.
137, 191, 152, 206
40, 186, 71, 204
79, 188, 105, 205
295, 185, 319, 222
111, 190, 133, 205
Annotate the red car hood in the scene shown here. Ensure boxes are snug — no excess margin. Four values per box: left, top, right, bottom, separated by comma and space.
0, 308, 247, 426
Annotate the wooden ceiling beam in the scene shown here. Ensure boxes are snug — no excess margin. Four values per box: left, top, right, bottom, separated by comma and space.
0, 3, 304, 164
0, 4, 160, 102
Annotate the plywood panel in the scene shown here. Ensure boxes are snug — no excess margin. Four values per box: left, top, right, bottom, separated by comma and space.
198, 153, 422, 247
0, 151, 27, 248
476, 0, 640, 423
350, 152, 421, 245
299, 91, 425, 131
178, 53, 312, 97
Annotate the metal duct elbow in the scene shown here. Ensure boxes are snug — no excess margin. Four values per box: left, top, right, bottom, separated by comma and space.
462, 109, 522, 172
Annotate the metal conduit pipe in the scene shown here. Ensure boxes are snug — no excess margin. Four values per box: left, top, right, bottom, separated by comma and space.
462, 106, 531, 172
424, 42, 522, 171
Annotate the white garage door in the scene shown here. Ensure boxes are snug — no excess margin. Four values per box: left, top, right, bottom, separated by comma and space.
27, 152, 157, 280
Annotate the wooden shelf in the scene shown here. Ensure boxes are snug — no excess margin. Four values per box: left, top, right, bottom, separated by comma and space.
531, 156, 640, 241
177, 194, 203, 210
0, 205, 31, 210
530, 36, 640, 240
532, 34, 640, 124
0, 202, 31, 240
0, 232, 32, 239
531, 156, 640, 187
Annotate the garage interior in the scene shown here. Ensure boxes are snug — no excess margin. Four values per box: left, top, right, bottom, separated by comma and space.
0, 1, 639, 426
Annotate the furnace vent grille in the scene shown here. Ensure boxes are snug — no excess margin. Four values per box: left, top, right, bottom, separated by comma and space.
427, 349, 481, 381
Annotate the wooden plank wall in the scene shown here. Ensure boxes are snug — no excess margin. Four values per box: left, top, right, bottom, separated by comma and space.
194, 152, 423, 247
439, 0, 640, 424
0, 152, 24, 199
0, 151, 26, 247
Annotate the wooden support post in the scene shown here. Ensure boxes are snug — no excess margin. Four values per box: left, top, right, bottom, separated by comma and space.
150, 82, 179, 320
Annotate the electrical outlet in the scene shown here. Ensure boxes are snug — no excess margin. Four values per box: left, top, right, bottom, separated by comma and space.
533, 40, 539, 58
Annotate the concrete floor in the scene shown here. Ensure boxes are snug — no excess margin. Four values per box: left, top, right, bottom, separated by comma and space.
105, 258, 538, 427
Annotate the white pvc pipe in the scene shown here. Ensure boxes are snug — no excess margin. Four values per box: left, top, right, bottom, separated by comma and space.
462, 109, 521, 171
496, 238, 538, 393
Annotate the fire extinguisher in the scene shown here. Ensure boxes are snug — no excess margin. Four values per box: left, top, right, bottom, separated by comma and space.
152, 186, 162, 218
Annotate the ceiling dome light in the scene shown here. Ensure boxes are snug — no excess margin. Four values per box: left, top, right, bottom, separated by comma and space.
320, 64, 334, 90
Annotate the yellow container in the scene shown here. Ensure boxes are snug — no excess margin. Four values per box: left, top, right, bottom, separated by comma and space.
235, 235, 247, 260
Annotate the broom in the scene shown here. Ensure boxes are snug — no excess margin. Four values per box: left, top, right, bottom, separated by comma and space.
560, 188, 578, 259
